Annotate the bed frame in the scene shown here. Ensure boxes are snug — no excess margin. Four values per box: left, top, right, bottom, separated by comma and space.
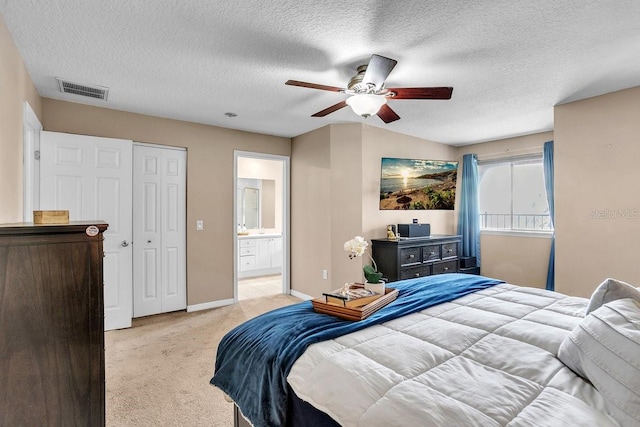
233, 386, 341, 427
234, 404, 250, 427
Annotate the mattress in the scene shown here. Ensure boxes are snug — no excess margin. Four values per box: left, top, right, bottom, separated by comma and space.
287, 283, 620, 426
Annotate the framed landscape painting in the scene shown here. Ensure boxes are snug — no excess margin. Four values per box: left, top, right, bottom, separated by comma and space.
379, 157, 458, 210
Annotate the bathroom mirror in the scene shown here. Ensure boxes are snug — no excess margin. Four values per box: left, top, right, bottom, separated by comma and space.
237, 179, 276, 230
243, 187, 259, 229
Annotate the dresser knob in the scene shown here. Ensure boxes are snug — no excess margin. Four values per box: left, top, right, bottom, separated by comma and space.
430, 251, 435, 255
447, 249, 452, 253
444, 267, 449, 271
409, 254, 415, 259
415, 273, 420, 277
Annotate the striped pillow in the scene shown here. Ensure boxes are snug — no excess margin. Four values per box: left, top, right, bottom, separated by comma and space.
558, 298, 640, 427
585, 278, 640, 314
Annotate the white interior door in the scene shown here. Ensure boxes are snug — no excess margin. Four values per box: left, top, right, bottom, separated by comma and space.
40, 131, 133, 331
133, 145, 186, 317
23, 101, 42, 221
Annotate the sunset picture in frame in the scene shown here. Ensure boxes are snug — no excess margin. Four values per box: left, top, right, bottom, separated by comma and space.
379, 157, 458, 210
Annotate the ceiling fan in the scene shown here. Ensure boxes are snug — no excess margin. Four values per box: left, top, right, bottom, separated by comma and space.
285, 54, 453, 124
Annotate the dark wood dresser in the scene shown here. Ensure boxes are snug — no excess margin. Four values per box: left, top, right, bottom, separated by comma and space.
0, 222, 108, 426
372, 235, 462, 282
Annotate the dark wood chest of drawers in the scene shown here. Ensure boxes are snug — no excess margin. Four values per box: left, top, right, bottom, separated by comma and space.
0, 222, 107, 426
371, 235, 462, 282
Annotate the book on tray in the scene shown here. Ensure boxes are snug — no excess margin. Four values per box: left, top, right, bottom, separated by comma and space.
322, 283, 381, 308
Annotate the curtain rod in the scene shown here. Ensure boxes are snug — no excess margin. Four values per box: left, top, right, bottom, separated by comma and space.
475, 146, 543, 163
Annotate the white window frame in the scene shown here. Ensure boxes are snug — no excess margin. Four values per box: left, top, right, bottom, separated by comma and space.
478, 154, 553, 237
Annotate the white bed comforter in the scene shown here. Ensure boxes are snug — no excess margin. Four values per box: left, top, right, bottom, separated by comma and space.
287, 284, 620, 426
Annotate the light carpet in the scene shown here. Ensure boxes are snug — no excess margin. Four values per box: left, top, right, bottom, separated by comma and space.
105, 294, 301, 426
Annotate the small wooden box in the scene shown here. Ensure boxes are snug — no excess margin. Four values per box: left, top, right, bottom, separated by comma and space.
33, 210, 70, 224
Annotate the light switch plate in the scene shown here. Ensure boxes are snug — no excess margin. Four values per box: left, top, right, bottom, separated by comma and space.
196, 220, 204, 230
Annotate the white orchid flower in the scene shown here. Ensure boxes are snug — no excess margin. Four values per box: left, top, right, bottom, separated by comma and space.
344, 236, 368, 258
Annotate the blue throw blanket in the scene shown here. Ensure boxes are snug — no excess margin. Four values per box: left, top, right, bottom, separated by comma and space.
210, 273, 503, 427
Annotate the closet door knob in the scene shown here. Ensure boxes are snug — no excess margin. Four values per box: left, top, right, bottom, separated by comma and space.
121, 240, 130, 247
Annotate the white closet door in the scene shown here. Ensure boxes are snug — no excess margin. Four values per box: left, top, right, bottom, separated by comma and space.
133, 146, 162, 317
160, 149, 187, 313
133, 145, 186, 317
40, 131, 133, 331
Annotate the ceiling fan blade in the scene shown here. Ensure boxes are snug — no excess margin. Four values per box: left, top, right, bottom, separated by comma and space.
311, 100, 348, 117
386, 87, 453, 100
285, 80, 344, 92
363, 54, 397, 91
377, 104, 400, 123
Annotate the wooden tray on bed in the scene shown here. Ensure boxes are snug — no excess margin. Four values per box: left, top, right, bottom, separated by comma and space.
311, 287, 398, 321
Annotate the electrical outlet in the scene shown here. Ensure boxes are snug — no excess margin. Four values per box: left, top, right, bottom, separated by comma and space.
322, 269, 328, 280
196, 220, 204, 230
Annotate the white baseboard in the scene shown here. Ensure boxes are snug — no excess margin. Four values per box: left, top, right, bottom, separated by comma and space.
290, 289, 313, 300
187, 298, 235, 312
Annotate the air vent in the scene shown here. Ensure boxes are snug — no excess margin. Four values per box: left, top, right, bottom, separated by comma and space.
57, 78, 109, 101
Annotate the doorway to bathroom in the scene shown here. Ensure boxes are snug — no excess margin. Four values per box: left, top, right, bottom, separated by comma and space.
234, 151, 289, 300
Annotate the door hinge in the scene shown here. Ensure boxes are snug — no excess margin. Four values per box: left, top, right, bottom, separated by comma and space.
34, 150, 40, 160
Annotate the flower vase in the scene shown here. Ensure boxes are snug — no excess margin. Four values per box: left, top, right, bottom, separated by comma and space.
364, 281, 385, 295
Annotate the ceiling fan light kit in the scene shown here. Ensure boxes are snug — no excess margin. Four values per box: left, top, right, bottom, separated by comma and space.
346, 94, 387, 118
285, 54, 453, 124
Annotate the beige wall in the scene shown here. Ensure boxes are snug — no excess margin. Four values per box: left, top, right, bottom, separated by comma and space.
362, 126, 458, 239
555, 86, 640, 297
291, 123, 554, 296
457, 132, 553, 288
291, 126, 332, 296
41, 98, 290, 305
329, 124, 366, 293
292, 123, 458, 297
0, 15, 42, 223
480, 233, 551, 287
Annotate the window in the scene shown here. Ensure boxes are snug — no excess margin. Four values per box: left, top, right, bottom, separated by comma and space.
478, 156, 552, 232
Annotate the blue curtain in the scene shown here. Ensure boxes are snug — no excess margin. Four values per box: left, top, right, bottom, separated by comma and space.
457, 154, 480, 266
543, 141, 555, 291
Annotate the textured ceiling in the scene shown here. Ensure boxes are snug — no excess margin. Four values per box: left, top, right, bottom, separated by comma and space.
2, 1, 640, 145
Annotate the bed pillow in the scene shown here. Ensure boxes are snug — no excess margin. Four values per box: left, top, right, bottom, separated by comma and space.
557, 298, 640, 427
585, 277, 640, 315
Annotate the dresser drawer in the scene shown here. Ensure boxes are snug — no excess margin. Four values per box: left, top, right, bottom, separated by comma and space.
422, 244, 440, 262
441, 243, 457, 259
400, 265, 431, 280
399, 247, 421, 266
240, 247, 256, 256
239, 239, 256, 248
432, 260, 457, 274
239, 255, 256, 271
371, 235, 461, 283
